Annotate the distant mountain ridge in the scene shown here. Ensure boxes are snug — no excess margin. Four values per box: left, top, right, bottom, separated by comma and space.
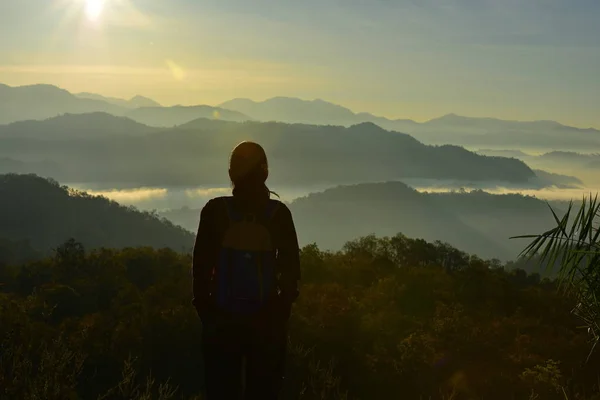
0, 114, 539, 188
220, 97, 600, 133
425, 113, 596, 132
219, 97, 600, 151
0, 83, 252, 126
0, 83, 125, 125
4, 81, 598, 158
0, 112, 157, 139
76, 92, 162, 108
219, 97, 358, 126
4, 83, 598, 152
125, 105, 251, 127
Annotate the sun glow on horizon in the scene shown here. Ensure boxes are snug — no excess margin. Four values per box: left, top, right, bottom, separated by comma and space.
85, 0, 105, 21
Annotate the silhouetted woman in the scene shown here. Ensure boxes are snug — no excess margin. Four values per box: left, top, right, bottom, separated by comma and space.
192, 141, 301, 400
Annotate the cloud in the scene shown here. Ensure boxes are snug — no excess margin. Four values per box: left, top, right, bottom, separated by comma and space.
84, 187, 168, 203
185, 188, 230, 198
416, 185, 600, 202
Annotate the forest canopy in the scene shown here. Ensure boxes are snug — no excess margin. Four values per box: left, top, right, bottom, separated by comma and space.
1, 234, 599, 400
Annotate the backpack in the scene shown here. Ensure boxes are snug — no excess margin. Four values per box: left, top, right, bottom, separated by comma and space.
214, 197, 280, 315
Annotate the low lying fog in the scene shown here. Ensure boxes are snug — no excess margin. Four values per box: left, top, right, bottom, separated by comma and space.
71, 181, 600, 213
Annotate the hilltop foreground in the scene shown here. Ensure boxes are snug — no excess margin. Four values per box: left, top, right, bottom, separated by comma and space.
2, 237, 600, 399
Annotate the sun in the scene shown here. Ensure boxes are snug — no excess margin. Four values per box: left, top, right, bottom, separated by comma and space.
85, 0, 105, 21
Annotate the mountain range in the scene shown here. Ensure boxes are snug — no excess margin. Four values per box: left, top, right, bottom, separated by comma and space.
0, 83, 125, 125
75, 92, 162, 108
0, 83, 247, 127
2, 83, 599, 152
125, 105, 250, 127
219, 98, 600, 151
0, 113, 543, 189
220, 97, 600, 134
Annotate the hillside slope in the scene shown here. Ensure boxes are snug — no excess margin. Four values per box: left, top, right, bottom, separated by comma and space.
0, 174, 194, 254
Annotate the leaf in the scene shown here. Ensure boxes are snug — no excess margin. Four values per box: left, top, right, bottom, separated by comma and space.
512, 195, 600, 359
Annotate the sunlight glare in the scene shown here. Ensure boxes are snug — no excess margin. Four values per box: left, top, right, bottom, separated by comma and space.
85, 0, 105, 21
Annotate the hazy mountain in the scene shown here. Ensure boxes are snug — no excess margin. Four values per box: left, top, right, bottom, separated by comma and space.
476, 149, 600, 186
416, 114, 600, 151
0, 115, 535, 187
538, 151, 600, 166
219, 97, 358, 125
531, 169, 583, 188
0, 116, 537, 188
0, 112, 157, 139
178, 119, 536, 184
125, 105, 252, 127
160, 181, 559, 261
0, 83, 127, 124
355, 112, 420, 132
0, 83, 248, 128
0, 174, 193, 254
7, 83, 596, 152
219, 97, 600, 151
477, 149, 600, 169
291, 182, 559, 260
426, 113, 572, 132
76, 92, 162, 108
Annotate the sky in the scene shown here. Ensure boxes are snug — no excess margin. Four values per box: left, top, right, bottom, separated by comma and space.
0, 0, 599, 127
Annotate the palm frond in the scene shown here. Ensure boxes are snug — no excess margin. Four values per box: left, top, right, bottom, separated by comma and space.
511, 195, 600, 357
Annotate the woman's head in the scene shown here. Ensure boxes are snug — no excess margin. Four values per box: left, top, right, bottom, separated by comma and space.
229, 141, 274, 198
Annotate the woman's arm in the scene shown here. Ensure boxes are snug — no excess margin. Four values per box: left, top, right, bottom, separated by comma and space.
276, 204, 301, 304
192, 200, 217, 315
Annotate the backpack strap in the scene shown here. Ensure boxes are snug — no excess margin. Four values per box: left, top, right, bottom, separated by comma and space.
264, 199, 281, 221
223, 197, 242, 223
